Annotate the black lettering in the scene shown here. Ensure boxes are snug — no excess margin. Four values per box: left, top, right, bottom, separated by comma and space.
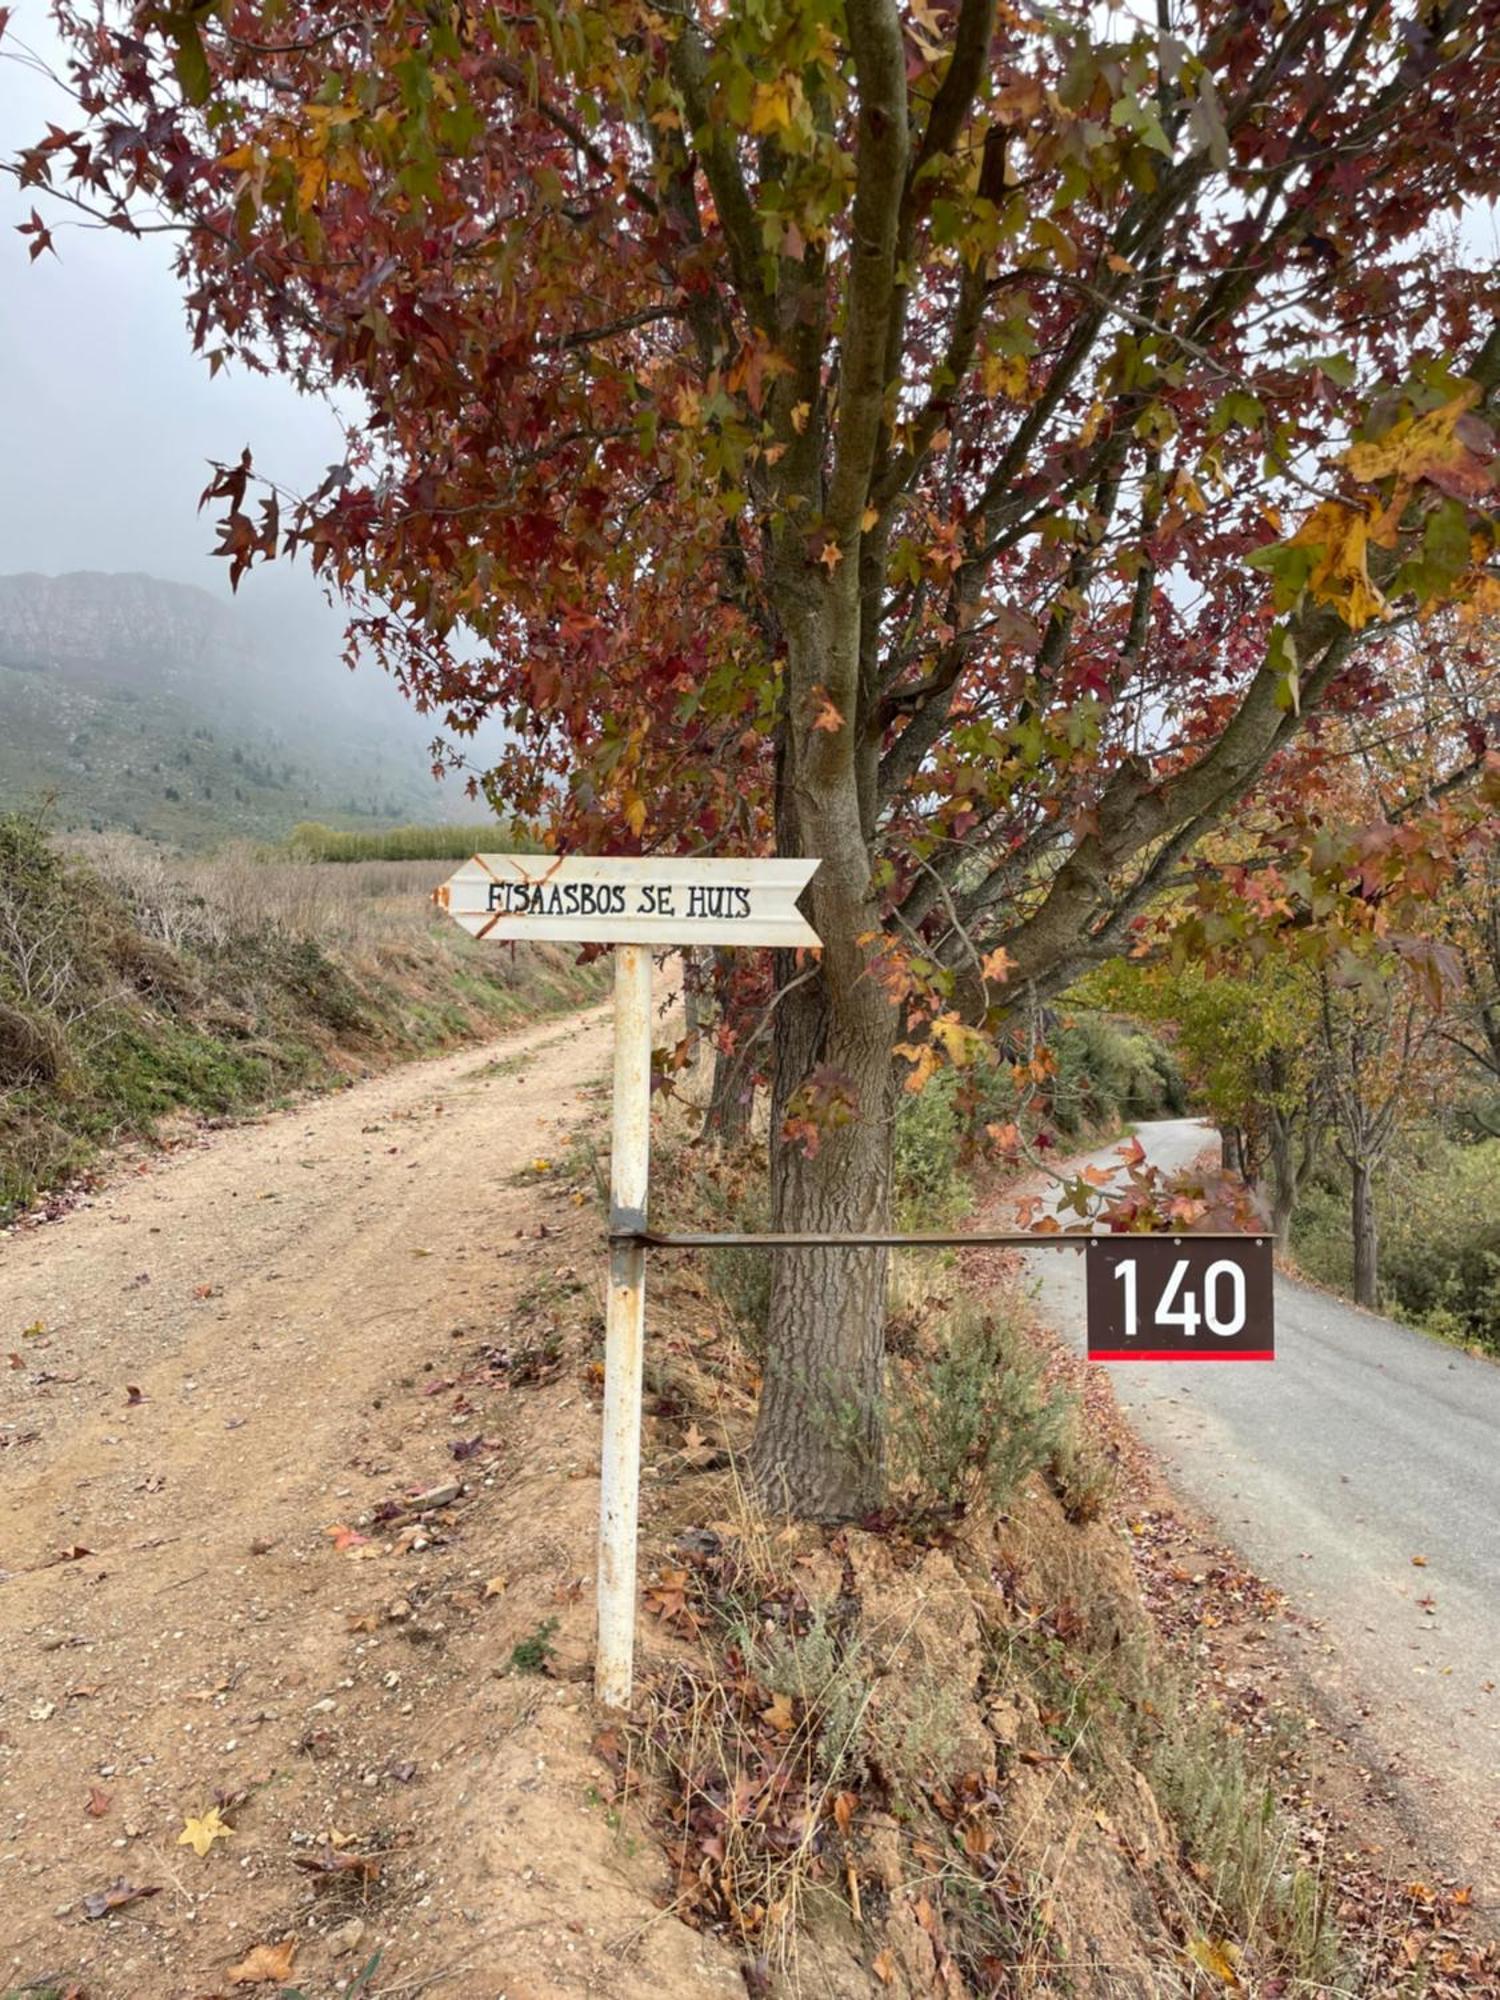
487, 882, 504, 911
733, 886, 750, 919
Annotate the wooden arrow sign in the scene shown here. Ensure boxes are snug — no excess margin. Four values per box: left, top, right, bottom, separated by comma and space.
434, 854, 821, 949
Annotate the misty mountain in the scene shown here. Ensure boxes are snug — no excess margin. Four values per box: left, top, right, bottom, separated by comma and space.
0, 570, 480, 847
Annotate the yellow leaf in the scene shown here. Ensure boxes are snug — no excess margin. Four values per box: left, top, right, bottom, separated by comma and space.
484, 1574, 508, 1598
983, 352, 1031, 401
624, 793, 647, 837
1344, 388, 1492, 541
1187, 1937, 1242, 1988
930, 1012, 985, 1067
748, 76, 805, 138
981, 945, 1015, 983
790, 400, 811, 434
893, 1040, 940, 1092
179, 1806, 233, 1858
1286, 501, 1386, 630
861, 504, 880, 532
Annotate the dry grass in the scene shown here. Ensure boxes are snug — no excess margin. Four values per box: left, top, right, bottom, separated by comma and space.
67, 831, 455, 950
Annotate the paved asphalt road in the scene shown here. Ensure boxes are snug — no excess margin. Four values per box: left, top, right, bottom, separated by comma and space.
1026, 1117, 1500, 1892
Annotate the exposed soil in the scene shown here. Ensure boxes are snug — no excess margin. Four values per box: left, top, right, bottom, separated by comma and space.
0, 987, 756, 1998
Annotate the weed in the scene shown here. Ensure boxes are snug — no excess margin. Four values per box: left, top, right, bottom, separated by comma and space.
888, 1296, 1069, 1521
508, 1619, 559, 1674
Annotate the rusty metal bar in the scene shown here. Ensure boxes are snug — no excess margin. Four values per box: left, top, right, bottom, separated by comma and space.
613, 1229, 1266, 1250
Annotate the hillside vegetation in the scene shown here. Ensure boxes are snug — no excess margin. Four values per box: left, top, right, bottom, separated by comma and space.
0, 815, 607, 1221
0, 571, 464, 847
286, 819, 529, 862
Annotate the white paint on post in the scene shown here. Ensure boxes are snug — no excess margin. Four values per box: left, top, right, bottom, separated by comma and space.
436, 853, 820, 949
595, 943, 653, 1708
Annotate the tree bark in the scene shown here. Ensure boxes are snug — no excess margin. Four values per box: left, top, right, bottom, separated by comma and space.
1351, 1159, 1379, 1308
702, 1040, 751, 1145
749, 966, 896, 1518
1267, 1114, 1296, 1249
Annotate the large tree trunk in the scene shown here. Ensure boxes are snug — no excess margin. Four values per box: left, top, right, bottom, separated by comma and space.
749, 966, 896, 1517
1351, 1159, 1379, 1308
748, 520, 898, 1518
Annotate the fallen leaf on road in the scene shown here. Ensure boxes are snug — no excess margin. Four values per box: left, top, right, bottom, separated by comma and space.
1410, 1554, 1429, 1566
326, 1524, 371, 1554
227, 1937, 297, 1984
125, 1384, 146, 1405
293, 1844, 380, 1887
82, 1877, 160, 1919
179, 1806, 233, 1856
85, 1786, 112, 1818
21, 1320, 46, 1338
484, 1574, 508, 1599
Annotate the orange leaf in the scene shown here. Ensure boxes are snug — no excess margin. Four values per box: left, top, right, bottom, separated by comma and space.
809, 687, 844, 732
227, 1938, 298, 1985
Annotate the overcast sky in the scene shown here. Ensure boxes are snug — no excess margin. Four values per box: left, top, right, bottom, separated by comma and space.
0, 5, 346, 601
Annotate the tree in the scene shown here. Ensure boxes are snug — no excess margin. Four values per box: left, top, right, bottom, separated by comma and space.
1086, 952, 1327, 1246
1316, 966, 1452, 1306
13, 0, 1500, 1514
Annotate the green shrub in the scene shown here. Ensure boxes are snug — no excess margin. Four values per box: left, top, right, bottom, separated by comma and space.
1049, 1013, 1186, 1136
893, 1065, 972, 1226
889, 1297, 1069, 1520
1292, 1134, 1500, 1350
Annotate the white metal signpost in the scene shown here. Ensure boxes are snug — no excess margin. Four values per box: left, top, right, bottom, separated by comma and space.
435, 854, 820, 1705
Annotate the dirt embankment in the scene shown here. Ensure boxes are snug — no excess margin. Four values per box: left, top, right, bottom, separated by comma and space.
1, 998, 1494, 2000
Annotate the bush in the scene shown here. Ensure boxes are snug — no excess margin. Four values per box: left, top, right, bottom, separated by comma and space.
1292, 1134, 1500, 1350
893, 1065, 972, 1226
1048, 1012, 1186, 1136
889, 1296, 1069, 1520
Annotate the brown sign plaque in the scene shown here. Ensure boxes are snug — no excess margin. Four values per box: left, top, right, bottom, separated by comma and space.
1085, 1236, 1274, 1361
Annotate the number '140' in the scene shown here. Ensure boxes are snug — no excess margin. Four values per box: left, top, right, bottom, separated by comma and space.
1113, 1257, 1247, 1340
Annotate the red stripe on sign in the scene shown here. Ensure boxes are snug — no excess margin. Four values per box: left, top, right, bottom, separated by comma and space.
1089, 1350, 1274, 1362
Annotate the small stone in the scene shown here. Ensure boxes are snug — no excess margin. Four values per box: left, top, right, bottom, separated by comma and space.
330, 1917, 366, 1957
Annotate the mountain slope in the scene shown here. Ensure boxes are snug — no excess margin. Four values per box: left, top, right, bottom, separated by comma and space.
0, 570, 458, 846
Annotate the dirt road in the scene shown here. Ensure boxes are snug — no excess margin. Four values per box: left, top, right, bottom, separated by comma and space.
0, 993, 755, 1996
